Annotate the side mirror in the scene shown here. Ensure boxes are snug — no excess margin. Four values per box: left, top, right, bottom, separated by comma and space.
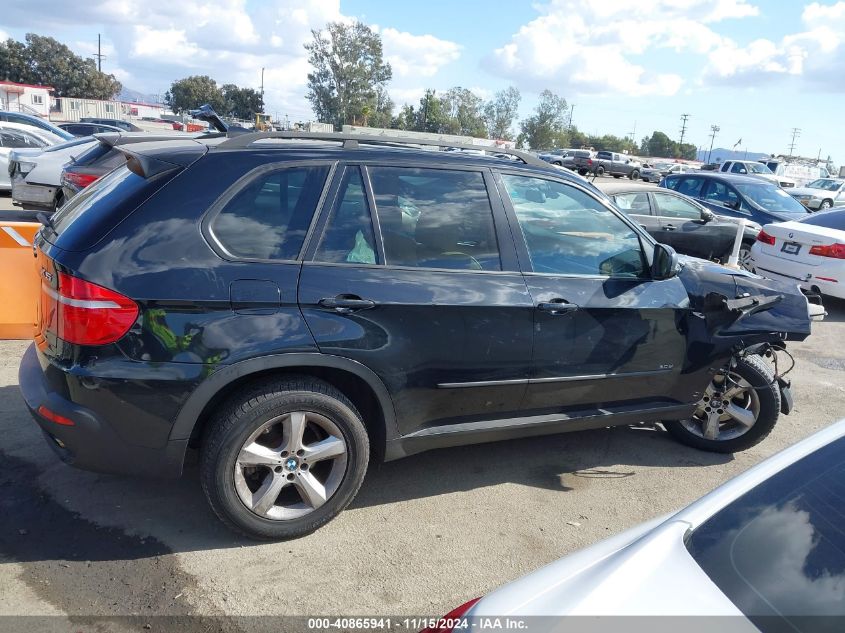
738, 168, 747, 174
652, 243, 680, 280
700, 209, 715, 223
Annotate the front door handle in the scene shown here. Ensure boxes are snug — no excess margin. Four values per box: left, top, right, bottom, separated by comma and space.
537, 299, 579, 315
663, 224, 677, 231
318, 295, 376, 314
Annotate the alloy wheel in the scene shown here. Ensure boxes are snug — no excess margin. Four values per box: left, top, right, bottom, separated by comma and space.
738, 246, 753, 271
681, 371, 760, 441
234, 411, 348, 520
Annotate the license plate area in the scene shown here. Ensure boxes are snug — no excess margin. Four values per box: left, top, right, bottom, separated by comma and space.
781, 241, 801, 255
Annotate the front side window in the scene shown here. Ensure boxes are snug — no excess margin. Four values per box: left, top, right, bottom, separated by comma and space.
730, 162, 748, 174
369, 167, 501, 271
653, 192, 702, 219
502, 174, 646, 277
211, 165, 330, 260
315, 167, 377, 264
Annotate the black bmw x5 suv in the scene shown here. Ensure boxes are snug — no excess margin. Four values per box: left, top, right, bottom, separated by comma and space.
19, 132, 814, 539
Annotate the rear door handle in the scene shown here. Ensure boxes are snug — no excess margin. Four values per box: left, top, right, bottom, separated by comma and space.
537, 299, 579, 315
318, 296, 376, 314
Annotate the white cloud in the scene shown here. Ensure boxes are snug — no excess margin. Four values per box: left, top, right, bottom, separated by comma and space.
485, 0, 757, 97
702, 1, 845, 89
379, 28, 461, 78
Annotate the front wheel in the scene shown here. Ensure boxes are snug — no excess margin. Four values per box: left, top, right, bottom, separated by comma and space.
820, 199, 833, 210
595, 166, 605, 176
200, 376, 370, 540
664, 354, 780, 453
629, 169, 640, 180
738, 241, 754, 270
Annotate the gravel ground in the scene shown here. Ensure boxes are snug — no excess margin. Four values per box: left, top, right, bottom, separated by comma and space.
1, 189, 844, 623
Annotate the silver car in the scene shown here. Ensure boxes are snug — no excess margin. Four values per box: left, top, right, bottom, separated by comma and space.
788, 178, 845, 211
435, 419, 845, 628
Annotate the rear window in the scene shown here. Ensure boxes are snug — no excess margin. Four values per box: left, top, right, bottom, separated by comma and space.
799, 210, 845, 230
209, 165, 330, 260
686, 435, 845, 629
46, 165, 175, 251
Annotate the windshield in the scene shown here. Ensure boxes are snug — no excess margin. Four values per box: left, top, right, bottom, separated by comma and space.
807, 179, 842, 192
735, 183, 808, 215
748, 163, 773, 174
687, 435, 845, 630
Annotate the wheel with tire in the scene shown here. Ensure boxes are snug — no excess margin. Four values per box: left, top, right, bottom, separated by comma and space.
578, 169, 588, 176
630, 169, 640, 180
820, 199, 833, 210
738, 240, 754, 270
595, 166, 605, 177
664, 354, 780, 453
553, 160, 563, 166
200, 376, 370, 540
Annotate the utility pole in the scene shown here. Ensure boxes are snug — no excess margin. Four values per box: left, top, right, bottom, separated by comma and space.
706, 124, 720, 164
679, 114, 690, 146
93, 33, 106, 72
568, 104, 575, 130
788, 127, 801, 157
260, 67, 265, 100
628, 121, 637, 145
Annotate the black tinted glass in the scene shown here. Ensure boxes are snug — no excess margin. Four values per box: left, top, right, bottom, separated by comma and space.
315, 167, 377, 264
211, 165, 329, 260
800, 210, 845, 230
687, 435, 845, 631
369, 167, 501, 271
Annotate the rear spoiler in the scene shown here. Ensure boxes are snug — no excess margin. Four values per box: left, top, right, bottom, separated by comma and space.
92, 133, 207, 179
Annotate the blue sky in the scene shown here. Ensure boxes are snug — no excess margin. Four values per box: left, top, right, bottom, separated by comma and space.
2, 0, 842, 163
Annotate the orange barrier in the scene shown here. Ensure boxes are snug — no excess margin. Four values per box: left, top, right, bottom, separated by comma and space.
0, 222, 40, 340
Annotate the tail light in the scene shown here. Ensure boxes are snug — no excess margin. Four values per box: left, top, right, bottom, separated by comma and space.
809, 243, 845, 259
587, 159, 593, 166
62, 171, 100, 189
756, 230, 776, 246
420, 597, 481, 633
42, 271, 138, 345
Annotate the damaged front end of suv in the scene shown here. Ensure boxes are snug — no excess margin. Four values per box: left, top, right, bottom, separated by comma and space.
668, 256, 821, 452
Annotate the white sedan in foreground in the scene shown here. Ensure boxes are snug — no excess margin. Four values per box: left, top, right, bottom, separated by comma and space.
749, 209, 845, 300
427, 419, 845, 632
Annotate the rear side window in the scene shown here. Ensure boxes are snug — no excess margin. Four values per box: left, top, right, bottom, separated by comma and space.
612, 192, 651, 214
369, 166, 501, 271
315, 167, 377, 264
0, 130, 45, 149
672, 176, 705, 198
210, 165, 330, 260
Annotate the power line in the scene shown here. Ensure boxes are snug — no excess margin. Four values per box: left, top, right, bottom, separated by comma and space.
788, 127, 801, 157
679, 114, 690, 146
706, 124, 720, 164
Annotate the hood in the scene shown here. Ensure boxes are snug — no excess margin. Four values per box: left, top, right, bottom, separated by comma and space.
788, 187, 828, 197
470, 520, 742, 617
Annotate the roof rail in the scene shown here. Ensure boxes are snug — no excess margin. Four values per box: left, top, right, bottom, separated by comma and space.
93, 132, 208, 147
215, 130, 547, 167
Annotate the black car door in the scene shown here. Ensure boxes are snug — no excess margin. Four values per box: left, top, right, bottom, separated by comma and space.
495, 171, 692, 415
298, 163, 534, 437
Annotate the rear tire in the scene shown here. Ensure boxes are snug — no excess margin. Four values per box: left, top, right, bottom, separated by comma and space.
578, 169, 588, 176
200, 376, 370, 540
738, 241, 754, 270
630, 169, 640, 180
595, 166, 605, 177
664, 355, 780, 453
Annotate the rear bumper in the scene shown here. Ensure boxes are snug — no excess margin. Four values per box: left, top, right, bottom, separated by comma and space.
12, 178, 58, 208
750, 249, 845, 300
18, 344, 187, 478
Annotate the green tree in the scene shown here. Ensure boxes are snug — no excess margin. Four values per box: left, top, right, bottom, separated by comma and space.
412, 89, 451, 133
441, 86, 486, 137
0, 33, 121, 100
221, 84, 264, 119
366, 86, 394, 128
518, 90, 569, 150
305, 21, 392, 129
483, 86, 520, 140
165, 75, 225, 114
